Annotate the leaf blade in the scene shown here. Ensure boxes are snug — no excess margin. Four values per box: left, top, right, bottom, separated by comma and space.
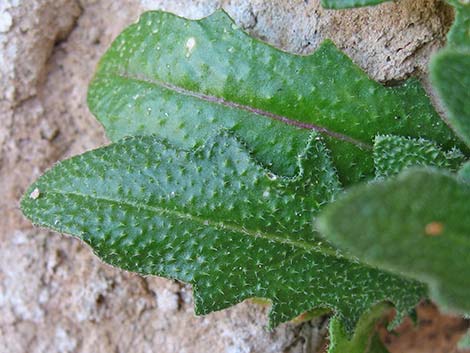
88, 10, 464, 184
431, 50, 470, 147
430, 1, 470, 147
318, 168, 470, 314
21, 133, 426, 330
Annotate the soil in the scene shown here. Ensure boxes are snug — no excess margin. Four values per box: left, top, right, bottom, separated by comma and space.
0, 0, 468, 352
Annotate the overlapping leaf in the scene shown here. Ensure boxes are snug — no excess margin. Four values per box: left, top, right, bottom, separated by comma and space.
318, 0, 470, 318
318, 169, 470, 314
430, 1, 470, 147
373, 135, 465, 178
87, 10, 464, 185
21, 132, 426, 331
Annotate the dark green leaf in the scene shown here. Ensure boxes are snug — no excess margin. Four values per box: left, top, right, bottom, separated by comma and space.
318, 169, 470, 314
21, 133, 425, 330
373, 135, 465, 178
321, 0, 391, 9
88, 10, 463, 185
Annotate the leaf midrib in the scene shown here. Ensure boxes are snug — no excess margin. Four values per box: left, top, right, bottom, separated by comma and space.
43, 188, 341, 258
107, 71, 373, 150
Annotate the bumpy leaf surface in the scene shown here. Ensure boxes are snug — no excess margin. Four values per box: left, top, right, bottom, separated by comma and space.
318, 169, 470, 314
88, 10, 463, 185
373, 135, 465, 178
321, 0, 390, 9
328, 303, 392, 353
21, 133, 425, 330
430, 1, 470, 147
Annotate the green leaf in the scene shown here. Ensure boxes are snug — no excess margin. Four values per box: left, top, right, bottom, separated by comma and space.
459, 161, 470, 182
430, 2, 470, 147
373, 135, 465, 178
21, 133, 426, 331
446, 0, 470, 49
87, 10, 464, 185
328, 303, 391, 353
459, 326, 470, 350
459, 330, 470, 350
321, 0, 391, 9
431, 51, 470, 147
367, 334, 391, 353
318, 168, 470, 315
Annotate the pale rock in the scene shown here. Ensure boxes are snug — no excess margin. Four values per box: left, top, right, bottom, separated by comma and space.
0, 0, 460, 352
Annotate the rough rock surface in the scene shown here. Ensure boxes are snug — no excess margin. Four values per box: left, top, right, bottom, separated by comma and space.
0, 0, 467, 352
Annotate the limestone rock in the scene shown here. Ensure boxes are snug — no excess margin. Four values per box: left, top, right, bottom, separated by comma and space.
0, 1, 465, 352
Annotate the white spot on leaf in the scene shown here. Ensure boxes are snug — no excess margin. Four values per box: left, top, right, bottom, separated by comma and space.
30, 188, 40, 200
185, 37, 196, 57
267, 172, 277, 181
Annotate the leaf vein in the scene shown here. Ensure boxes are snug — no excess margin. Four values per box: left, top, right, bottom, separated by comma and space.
45, 189, 340, 257
114, 71, 373, 150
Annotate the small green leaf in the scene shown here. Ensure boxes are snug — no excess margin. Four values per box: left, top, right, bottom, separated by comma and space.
88, 10, 464, 185
321, 0, 391, 9
458, 317, 470, 351
430, 2, 470, 147
373, 135, 465, 178
458, 314, 470, 349
21, 133, 425, 331
459, 329, 470, 350
329, 303, 391, 353
318, 169, 470, 314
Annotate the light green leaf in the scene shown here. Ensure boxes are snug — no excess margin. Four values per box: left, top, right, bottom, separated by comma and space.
458, 314, 470, 349
88, 10, 464, 185
373, 135, 465, 178
321, 0, 391, 9
446, 0, 470, 49
459, 329, 470, 350
21, 133, 425, 331
459, 161, 470, 182
431, 51, 470, 147
328, 303, 391, 353
430, 2, 470, 147
318, 168, 470, 314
